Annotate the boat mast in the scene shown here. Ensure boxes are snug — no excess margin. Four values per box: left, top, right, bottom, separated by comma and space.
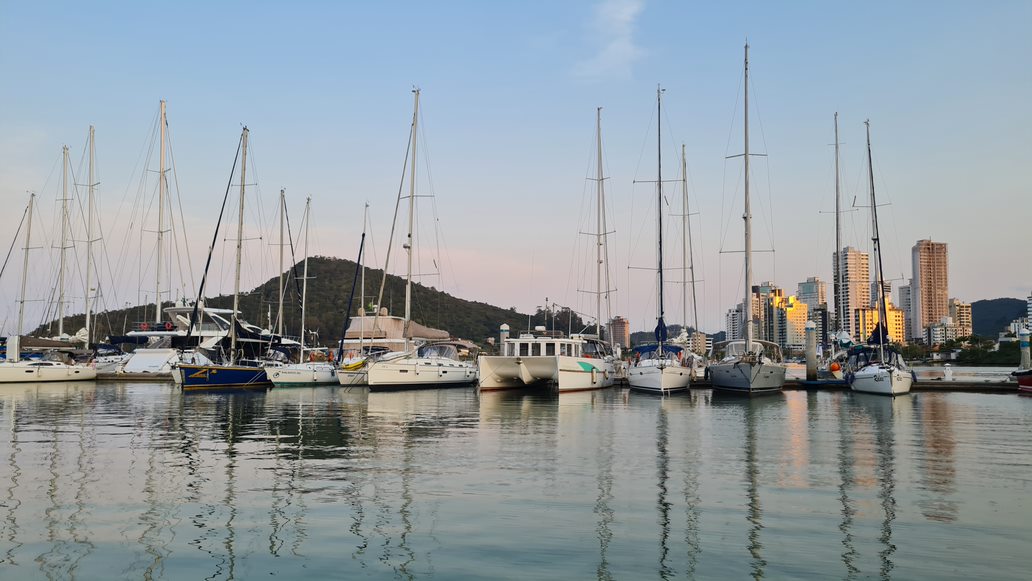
16, 193, 35, 338
656, 86, 666, 356
743, 43, 754, 355
299, 196, 310, 364
833, 112, 843, 335
85, 126, 96, 344
403, 88, 419, 341
156, 99, 166, 323
278, 188, 286, 336
865, 120, 888, 362
360, 202, 369, 345
58, 145, 70, 337
230, 127, 249, 365
595, 107, 603, 338
681, 144, 700, 344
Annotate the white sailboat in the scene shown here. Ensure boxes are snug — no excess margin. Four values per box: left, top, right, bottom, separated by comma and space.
1, 188, 97, 383
709, 44, 787, 395
365, 89, 477, 389
628, 87, 692, 394
477, 107, 618, 392
847, 121, 912, 396
270, 197, 338, 386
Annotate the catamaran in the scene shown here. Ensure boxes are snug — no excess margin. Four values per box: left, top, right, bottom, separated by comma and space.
627, 87, 693, 394
846, 121, 912, 396
708, 44, 787, 395
477, 107, 618, 392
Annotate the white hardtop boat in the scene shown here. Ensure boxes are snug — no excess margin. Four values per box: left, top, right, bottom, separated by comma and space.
478, 327, 616, 392
708, 44, 787, 395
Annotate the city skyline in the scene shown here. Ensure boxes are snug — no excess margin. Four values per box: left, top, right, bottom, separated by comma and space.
2, 1, 1030, 336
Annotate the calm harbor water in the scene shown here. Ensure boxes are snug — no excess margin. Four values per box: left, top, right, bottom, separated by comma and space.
1, 382, 1029, 580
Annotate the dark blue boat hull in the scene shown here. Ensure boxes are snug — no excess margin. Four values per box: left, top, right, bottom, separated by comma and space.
177, 364, 271, 391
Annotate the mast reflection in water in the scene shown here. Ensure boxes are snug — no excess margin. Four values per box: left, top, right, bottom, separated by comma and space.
0, 382, 1029, 579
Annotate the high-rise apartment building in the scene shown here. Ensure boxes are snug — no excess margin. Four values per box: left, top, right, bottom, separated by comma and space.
911, 239, 949, 341
609, 316, 631, 349
897, 283, 913, 341
725, 303, 743, 341
797, 276, 827, 311
948, 299, 972, 338
870, 280, 892, 308
833, 246, 870, 340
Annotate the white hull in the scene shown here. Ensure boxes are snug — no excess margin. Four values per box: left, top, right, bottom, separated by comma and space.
0, 361, 97, 383
709, 360, 786, 394
477, 355, 616, 392
367, 356, 477, 389
269, 363, 338, 386
849, 364, 912, 396
338, 368, 368, 386
627, 362, 691, 394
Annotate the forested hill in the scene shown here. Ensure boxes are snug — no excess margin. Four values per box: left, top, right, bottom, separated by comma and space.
36, 256, 536, 345
971, 297, 1026, 337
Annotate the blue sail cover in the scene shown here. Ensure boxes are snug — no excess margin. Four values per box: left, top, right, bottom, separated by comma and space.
654, 318, 668, 343
631, 343, 683, 356
866, 322, 890, 345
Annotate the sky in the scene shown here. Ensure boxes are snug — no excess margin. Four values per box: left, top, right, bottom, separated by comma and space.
1, 0, 1030, 337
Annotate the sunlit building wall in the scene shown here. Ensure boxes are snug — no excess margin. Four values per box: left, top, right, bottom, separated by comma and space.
834, 246, 870, 341
948, 299, 972, 338
854, 301, 907, 344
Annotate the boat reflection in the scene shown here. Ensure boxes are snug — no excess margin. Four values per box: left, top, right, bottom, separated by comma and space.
710, 392, 784, 580
853, 392, 912, 579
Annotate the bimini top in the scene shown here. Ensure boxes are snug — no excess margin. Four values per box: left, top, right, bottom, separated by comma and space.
630, 343, 683, 356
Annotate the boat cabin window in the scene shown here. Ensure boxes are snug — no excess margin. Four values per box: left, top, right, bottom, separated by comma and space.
519, 343, 530, 357
545, 343, 555, 356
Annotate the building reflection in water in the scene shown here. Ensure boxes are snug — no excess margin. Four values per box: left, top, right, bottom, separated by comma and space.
914, 394, 958, 523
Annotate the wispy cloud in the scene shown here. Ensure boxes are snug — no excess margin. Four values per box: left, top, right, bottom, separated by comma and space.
575, 0, 646, 80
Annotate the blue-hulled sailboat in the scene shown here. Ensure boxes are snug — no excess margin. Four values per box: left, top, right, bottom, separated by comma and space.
174, 127, 273, 391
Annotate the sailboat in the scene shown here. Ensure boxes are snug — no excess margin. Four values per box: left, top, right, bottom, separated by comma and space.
846, 121, 912, 396
668, 143, 706, 375
477, 107, 618, 392
709, 44, 787, 395
365, 89, 478, 389
628, 87, 692, 394
175, 127, 277, 390
1, 192, 97, 383
269, 197, 338, 386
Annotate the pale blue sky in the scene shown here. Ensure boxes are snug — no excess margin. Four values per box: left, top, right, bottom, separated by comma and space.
1, 1, 1029, 336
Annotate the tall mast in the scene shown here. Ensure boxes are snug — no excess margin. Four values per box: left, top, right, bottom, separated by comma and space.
595, 107, 603, 337
58, 145, 70, 337
865, 120, 888, 361
404, 88, 419, 339
156, 99, 166, 323
85, 125, 96, 344
360, 202, 369, 344
230, 127, 249, 365
656, 86, 666, 352
743, 43, 754, 354
833, 112, 843, 334
16, 193, 35, 337
681, 144, 700, 340
277, 188, 286, 336
299, 196, 311, 364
